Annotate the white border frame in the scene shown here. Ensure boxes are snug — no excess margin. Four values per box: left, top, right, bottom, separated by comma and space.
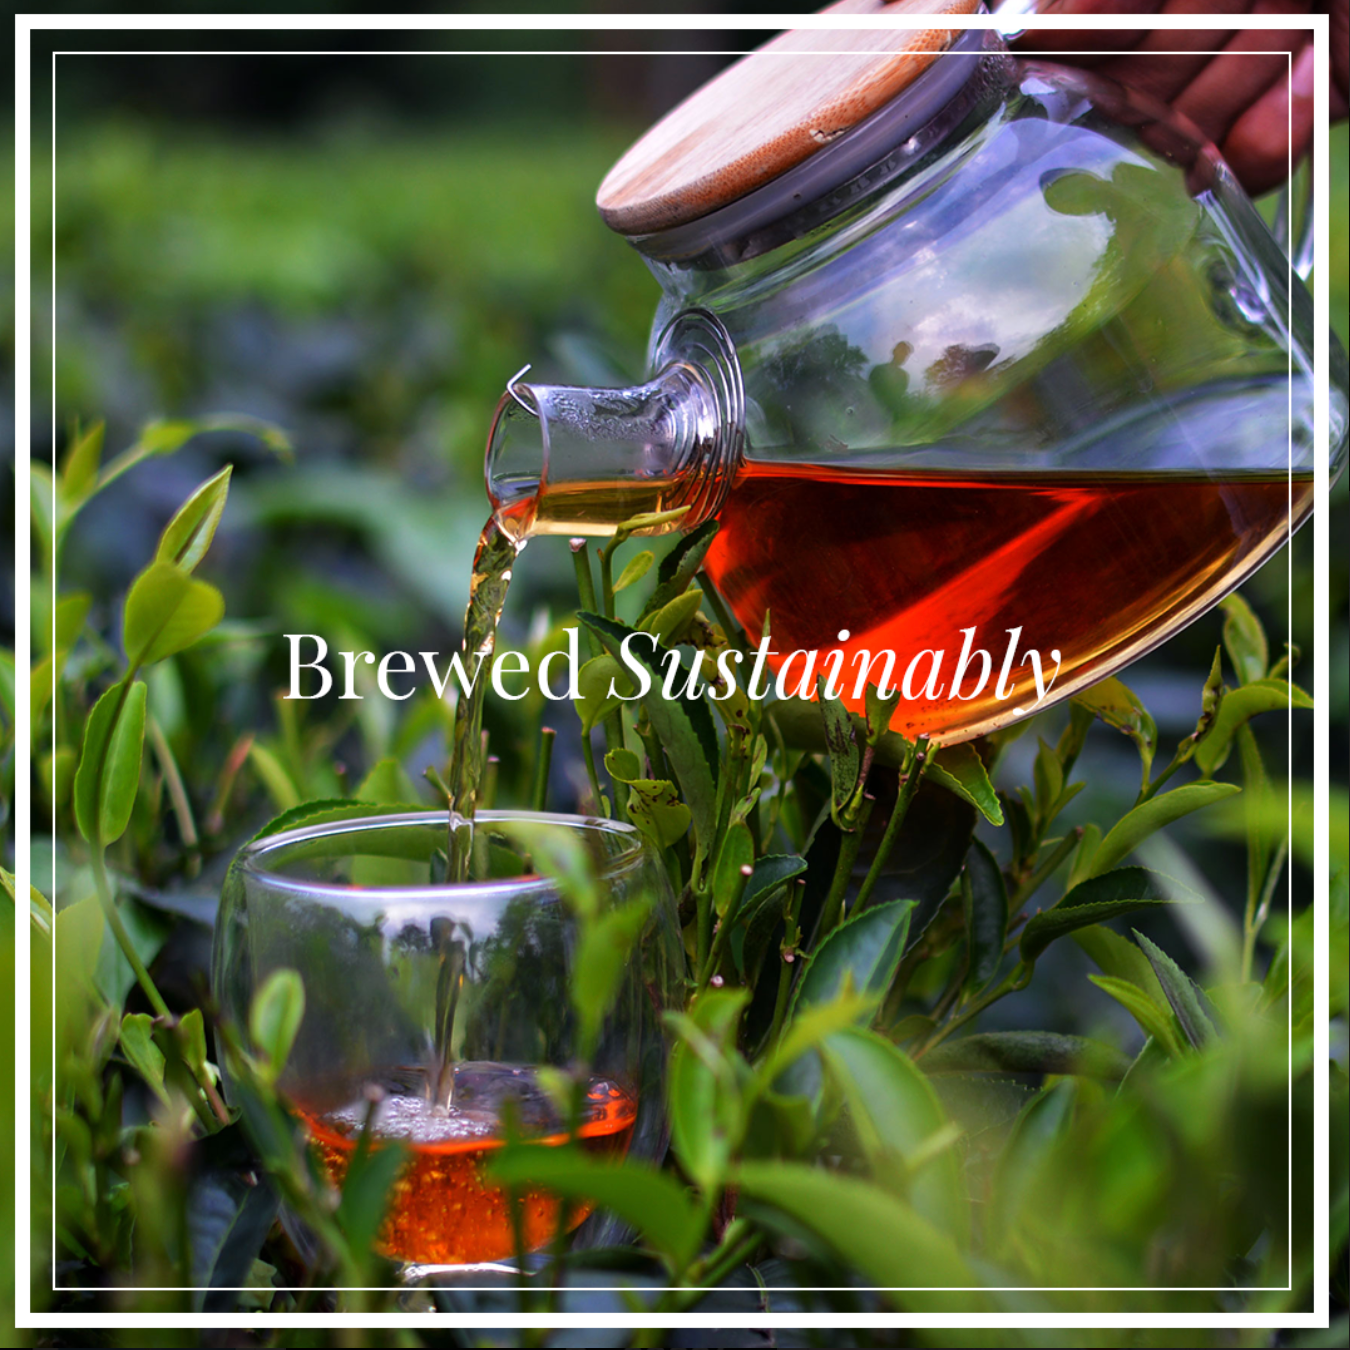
12, 8, 1334, 1334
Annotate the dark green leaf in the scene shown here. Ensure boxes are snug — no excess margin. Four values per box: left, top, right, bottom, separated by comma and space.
1133, 929, 1219, 1049
1020, 866, 1193, 962
961, 837, 1007, 995
745, 854, 808, 911
643, 518, 720, 618
818, 676, 861, 822
246, 798, 388, 845
919, 1030, 1130, 1080
73, 678, 148, 847
490, 1147, 704, 1271
711, 822, 754, 919
1220, 593, 1268, 685
1092, 782, 1241, 875
123, 561, 225, 667
792, 899, 913, 1016
927, 742, 1003, 825
187, 1126, 279, 1314
156, 466, 232, 573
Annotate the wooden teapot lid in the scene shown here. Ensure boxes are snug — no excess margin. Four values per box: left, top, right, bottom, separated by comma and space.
596, 0, 981, 236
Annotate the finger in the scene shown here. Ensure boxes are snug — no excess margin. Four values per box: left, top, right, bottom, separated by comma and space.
1222, 39, 1316, 195
1171, 28, 1308, 146
1017, 0, 1155, 61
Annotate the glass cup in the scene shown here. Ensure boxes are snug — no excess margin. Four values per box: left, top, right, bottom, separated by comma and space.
212, 809, 683, 1268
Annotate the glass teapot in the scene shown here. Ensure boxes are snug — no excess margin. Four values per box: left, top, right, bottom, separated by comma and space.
486, 18, 1348, 742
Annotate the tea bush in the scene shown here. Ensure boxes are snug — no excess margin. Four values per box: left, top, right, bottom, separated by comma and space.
11, 113, 1348, 1346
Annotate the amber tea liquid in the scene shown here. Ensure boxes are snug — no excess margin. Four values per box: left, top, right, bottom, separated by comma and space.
303, 1070, 637, 1266
701, 464, 1311, 741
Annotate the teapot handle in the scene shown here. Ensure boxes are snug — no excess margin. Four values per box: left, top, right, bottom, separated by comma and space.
1271, 152, 1315, 282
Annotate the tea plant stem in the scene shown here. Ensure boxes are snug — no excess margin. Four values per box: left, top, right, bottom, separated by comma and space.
854, 747, 929, 913
1011, 827, 1082, 909
579, 729, 608, 817
570, 540, 602, 657
814, 797, 873, 945
90, 849, 169, 1019
917, 962, 1031, 1056
147, 713, 198, 853
529, 726, 555, 812
1243, 833, 1288, 982
767, 882, 805, 1050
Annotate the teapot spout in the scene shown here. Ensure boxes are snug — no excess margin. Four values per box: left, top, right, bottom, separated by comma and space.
485, 309, 744, 542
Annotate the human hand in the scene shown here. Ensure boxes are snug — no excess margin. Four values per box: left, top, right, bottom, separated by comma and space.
1014, 0, 1348, 197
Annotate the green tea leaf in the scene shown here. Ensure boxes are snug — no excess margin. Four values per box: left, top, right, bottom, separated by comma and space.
604, 747, 642, 783
1133, 929, 1219, 1049
156, 466, 232, 573
1071, 923, 1168, 1006
643, 518, 719, 618
927, 742, 1003, 825
711, 821, 754, 919
73, 678, 148, 847
1073, 677, 1157, 787
817, 678, 862, 823
1020, 866, 1192, 962
246, 798, 384, 845
249, 968, 305, 1084
612, 549, 654, 593
919, 1030, 1131, 1080
734, 1161, 981, 1296
792, 898, 914, 1017
625, 779, 691, 850
119, 1013, 171, 1106
1220, 593, 1268, 685
336, 1133, 408, 1256
1088, 975, 1184, 1058
580, 613, 718, 850
639, 588, 704, 646
60, 421, 105, 504
1091, 782, 1241, 875
247, 743, 302, 813
490, 1146, 703, 1271
822, 1027, 967, 1239
666, 988, 749, 1194
961, 838, 1008, 995
123, 561, 225, 668
574, 654, 634, 734
571, 897, 653, 1056
356, 756, 420, 806
1193, 679, 1313, 777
